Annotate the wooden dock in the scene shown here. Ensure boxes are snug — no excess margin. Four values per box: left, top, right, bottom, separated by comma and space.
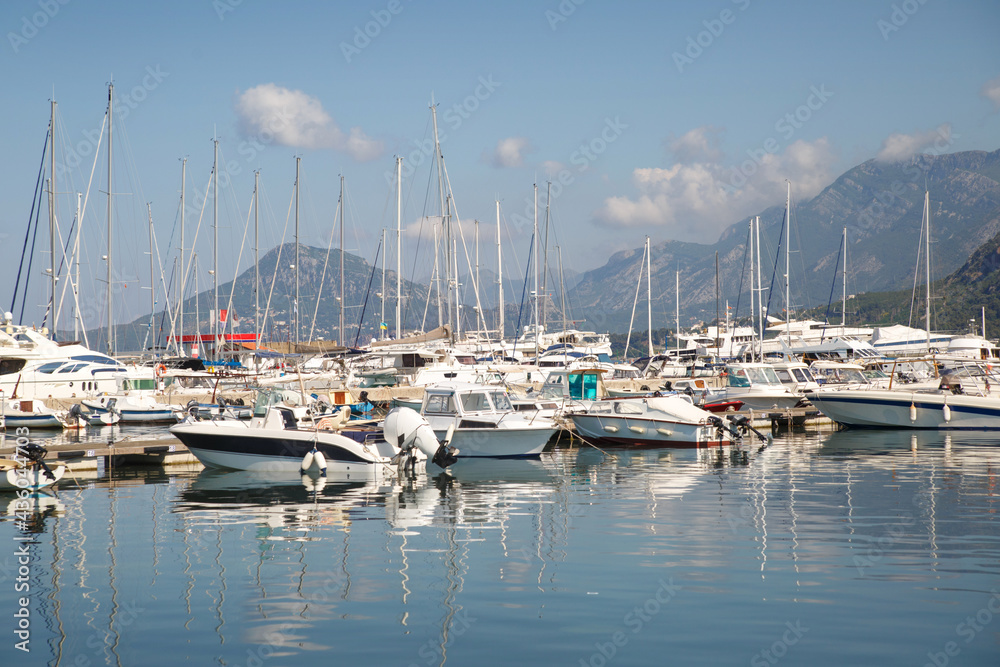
2, 437, 197, 472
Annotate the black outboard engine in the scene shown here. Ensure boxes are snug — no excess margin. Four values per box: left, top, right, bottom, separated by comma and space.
19, 442, 57, 481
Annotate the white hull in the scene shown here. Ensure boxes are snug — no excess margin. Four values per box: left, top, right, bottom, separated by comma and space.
806, 389, 1000, 429
432, 425, 556, 458
1, 465, 66, 491
570, 413, 723, 448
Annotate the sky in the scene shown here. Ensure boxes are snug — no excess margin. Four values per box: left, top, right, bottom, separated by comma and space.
1, 0, 998, 330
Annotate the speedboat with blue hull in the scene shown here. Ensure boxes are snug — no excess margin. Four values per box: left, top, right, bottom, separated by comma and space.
806, 388, 1000, 429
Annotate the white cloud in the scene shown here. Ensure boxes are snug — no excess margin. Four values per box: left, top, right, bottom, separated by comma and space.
541, 160, 565, 176
981, 75, 1000, 111
875, 124, 952, 162
234, 83, 383, 161
595, 138, 836, 243
667, 126, 724, 164
487, 136, 533, 168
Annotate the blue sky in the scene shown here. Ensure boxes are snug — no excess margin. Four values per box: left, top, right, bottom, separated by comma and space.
1, 0, 998, 328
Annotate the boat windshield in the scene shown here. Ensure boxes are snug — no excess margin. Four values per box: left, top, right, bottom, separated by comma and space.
489, 391, 513, 412
460, 391, 492, 413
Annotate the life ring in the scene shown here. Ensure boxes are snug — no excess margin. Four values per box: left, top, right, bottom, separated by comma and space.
155, 364, 166, 377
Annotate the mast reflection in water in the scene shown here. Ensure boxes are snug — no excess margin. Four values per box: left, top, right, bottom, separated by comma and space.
1, 433, 998, 666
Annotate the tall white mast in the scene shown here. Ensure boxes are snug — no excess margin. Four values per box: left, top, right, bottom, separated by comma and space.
675, 269, 680, 352
106, 82, 114, 356
395, 157, 402, 339
496, 200, 504, 342
213, 138, 221, 356
74, 192, 81, 342
646, 236, 653, 356
785, 180, 791, 338
147, 203, 155, 351
541, 181, 551, 331
430, 100, 448, 334
380, 228, 386, 339
533, 183, 539, 361
254, 169, 260, 349
48, 98, 57, 338
178, 157, 186, 355
339, 174, 345, 344
557, 246, 567, 332
924, 190, 931, 354
841, 227, 847, 326
755, 216, 764, 360
294, 156, 300, 346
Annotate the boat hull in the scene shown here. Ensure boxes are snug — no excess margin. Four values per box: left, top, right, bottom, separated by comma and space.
569, 414, 725, 448
1, 414, 64, 429
432, 426, 556, 458
170, 422, 394, 472
806, 390, 1000, 429
1, 465, 66, 491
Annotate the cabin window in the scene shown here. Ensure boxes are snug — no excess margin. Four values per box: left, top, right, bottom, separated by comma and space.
36, 362, 63, 374
775, 370, 792, 383
727, 369, 750, 387
490, 391, 512, 412
460, 392, 491, 413
614, 401, 643, 415
0, 359, 26, 376
568, 372, 599, 400
424, 394, 457, 414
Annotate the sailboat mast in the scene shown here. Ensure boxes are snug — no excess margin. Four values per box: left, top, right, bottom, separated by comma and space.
646, 236, 653, 356
675, 269, 680, 353
147, 203, 155, 332
558, 245, 567, 332
430, 101, 448, 334
755, 216, 764, 360
213, 137, 219, 358
396, 157, 402, 339
925, 190, 931, 354
380, 228, 386, 339
254, 169, 259, 349
49, 98, 57, 339
339, 174, 345, 344
496, 200, 504, 342
294, 156, 300, 347
106, 83, 114, 356
533, 183, 539, 361
74, 192, 81, 341
179, 157, 186, 355
841, 227, 847, 326
542, 181, 551, 331
785, 180, 791, 339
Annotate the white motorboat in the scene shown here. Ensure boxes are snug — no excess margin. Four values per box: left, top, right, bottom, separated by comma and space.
1, 398, 66, 429
84, 394, 182, 424
170, 387, 418, 473
706, 363, 801, 411
806, 364, 1000, 429
564, 395, 752, 448
383, 382, 557, 467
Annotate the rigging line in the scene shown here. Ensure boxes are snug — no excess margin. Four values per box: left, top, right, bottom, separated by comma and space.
307, 194, 343, 345
763, 208, 786, 323
261, 183, 296, 345
820, 234, 844, 343
731, 223, 752, 328
223, 189, 256, 345
354, 238, 382, 347
514, 233, 534, 346
438, 157, 488, 337
20, 181, 45, 324
176, 168, 215, 326
907, 201, 926, 329
11, 129, 49, 314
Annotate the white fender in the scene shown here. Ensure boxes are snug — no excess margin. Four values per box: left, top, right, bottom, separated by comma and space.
942, 398, 951, 423
909, 399, 917, 422
301, 450, 315, 473
313, 450, 327, 474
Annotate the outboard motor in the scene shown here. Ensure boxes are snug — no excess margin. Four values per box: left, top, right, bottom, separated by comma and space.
384, 407, 458, 468
19, 442, 57, 481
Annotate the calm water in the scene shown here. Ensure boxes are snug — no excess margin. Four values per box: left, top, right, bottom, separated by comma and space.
2, 428, 999, 666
